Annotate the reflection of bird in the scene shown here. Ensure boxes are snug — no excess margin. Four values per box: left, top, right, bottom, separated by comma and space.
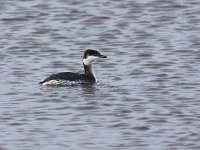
39, 49, 107, 86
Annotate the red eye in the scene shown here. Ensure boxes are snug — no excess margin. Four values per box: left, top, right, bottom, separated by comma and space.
93, 52, 97, 56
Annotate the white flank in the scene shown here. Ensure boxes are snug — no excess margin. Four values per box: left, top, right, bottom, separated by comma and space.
42, 80, 77, 86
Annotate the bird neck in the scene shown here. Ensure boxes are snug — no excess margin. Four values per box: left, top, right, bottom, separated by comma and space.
83, 63, 97, 81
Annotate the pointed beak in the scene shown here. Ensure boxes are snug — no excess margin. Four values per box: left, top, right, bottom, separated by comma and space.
99, 54, 107, 58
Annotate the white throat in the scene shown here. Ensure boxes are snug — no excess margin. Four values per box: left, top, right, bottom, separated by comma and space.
83, 56, 99, 66
83, 56, 98, 82
90, 65, 97, 82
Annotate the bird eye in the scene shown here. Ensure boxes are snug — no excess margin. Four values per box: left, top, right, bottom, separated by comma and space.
93, 52, 97, 56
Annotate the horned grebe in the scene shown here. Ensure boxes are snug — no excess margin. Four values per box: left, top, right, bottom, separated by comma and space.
39, 49, 107, 86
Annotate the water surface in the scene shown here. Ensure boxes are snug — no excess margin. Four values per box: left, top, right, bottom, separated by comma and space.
1, 0, 200, 149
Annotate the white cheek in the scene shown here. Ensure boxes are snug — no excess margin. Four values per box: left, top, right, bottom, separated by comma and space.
83, 56, 99, 65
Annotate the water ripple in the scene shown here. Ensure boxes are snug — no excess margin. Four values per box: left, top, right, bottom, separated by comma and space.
0, 0, 200, 150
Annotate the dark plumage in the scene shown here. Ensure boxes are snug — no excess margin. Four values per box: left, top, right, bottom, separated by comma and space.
39, 72, 95, 85
39, 49, 107, 86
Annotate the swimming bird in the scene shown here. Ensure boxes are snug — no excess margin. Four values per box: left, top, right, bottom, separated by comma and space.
39, 49, 107, 86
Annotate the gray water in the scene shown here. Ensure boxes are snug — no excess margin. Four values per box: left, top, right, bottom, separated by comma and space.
1, 0, 200, 149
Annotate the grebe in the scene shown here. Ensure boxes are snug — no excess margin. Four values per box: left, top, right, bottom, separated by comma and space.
39, 49, 107, 86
